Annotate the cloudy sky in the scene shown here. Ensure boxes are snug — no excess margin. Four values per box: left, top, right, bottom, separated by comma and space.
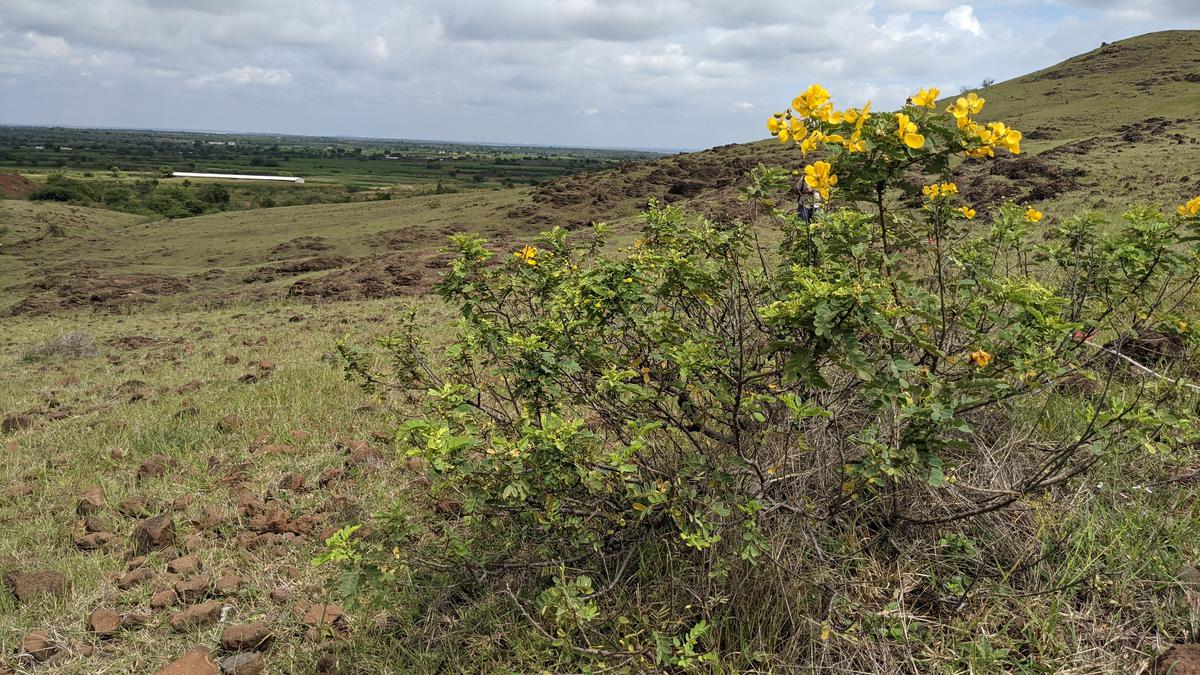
0, 1, 1196, 150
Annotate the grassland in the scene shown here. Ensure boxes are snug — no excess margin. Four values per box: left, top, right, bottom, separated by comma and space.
2, 29, 1200, 674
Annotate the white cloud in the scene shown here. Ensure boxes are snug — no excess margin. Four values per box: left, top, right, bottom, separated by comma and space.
24, 31, 73, 59
188, 66, 293, 88
370, 36, 391, 61
944, 5, 983, 36
734, 101, 754, 110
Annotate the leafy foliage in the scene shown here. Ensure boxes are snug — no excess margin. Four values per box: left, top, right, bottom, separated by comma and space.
334, 85, 1200, 669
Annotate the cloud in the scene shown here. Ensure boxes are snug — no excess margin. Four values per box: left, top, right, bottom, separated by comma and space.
944, 5, 983, 36
189, 66, 293, 88
0, 0, 1195, 148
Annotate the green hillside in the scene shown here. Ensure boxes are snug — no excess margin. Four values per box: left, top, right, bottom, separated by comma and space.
953, 30, 1200, 213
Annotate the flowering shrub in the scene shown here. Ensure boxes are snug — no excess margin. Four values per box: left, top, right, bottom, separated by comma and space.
335, 86, 1200, 669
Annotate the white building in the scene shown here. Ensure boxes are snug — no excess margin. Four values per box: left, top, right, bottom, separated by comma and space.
171, 171, 304, 184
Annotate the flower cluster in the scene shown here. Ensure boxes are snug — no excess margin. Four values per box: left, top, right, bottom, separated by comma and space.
1180, 195, 1200, 218
769, 84, 1023, 174
514, 244, 539, 266
965, 121, 1023, 158
1025, 207, 1044, 223
922, 182, 959, 199
766, 84, 872, 156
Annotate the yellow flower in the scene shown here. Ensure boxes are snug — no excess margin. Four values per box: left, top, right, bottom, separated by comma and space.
911, 87, 940, 109
940, 182, 958, 195
514, 245, 538, 266
799, 130, 825, 155
947, 92, 985, 128
922, 184, 941, 199
958, 206, 976, 219
986, 121, 1022, 154
623, 277, 633, 284
1177, 320, 1190, 333
767, 116, 781, 134
1025, 207, 1043, 223
1178, 195, 1200, 217
963, 92, 985, 114
968, 349, 993, 368
895, 113, 925, 149
803, 160, 838, 201
792, 84, 832, 119
788, 117, 808, 142
844, 131, 867, 153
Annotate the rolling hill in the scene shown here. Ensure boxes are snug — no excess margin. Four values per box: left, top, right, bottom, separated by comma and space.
1, 30, 1197, 316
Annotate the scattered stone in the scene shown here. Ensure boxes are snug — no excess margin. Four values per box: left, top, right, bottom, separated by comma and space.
179, 379, 203, 393
238, 373, 260, 384
4, 570, 69, 602
155, 646, 220, 675
345, 440, 385, 467
221, 621, 273, 651
2, 414, 34, 434
173, 495, 194, 512
231, 484, 264, 514
300, 603, 347, 640
121, 609, 153, 628
76, 532, 117, 551
214, 572, 242, 595
258, 443, 295, 456
1179, 565, 1200, 585
127, 556, 148, 570
137, 455, 174, 481
58, 373, 81, 387
217, 414, 242, 433
183, 533, 205, 552
219, 652, 265, 675
110, 447, 127, 460
176, 573, 212, 602
193, 506, 225, 531
318, 467, 346, 488
315, 651, 338, 673
132, 514, 176, 554
1153, 644, 1200, 674
20, 629, 57, 663
117, 567, 155, 590
269, 589, 291, 605
289, 430, 311, 442
77, 486, 105, 515
118, 379, 153, 403
170, 600, 224, 631
120, 495, 155, 517
224, 355, 240, 365
88, 609, 121, 636
404, 457, 430, 474
6, 483, 33, 498
83, 514, 108, 533
168, 554, 201, 576
79, 643, 94, 657
249, 432, 272, 450
151, 588, 178, 609
258, 360, 275, 371
278, 473, 306, 491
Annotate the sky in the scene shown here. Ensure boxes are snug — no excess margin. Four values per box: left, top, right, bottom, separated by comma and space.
0, 1, 1197, 150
